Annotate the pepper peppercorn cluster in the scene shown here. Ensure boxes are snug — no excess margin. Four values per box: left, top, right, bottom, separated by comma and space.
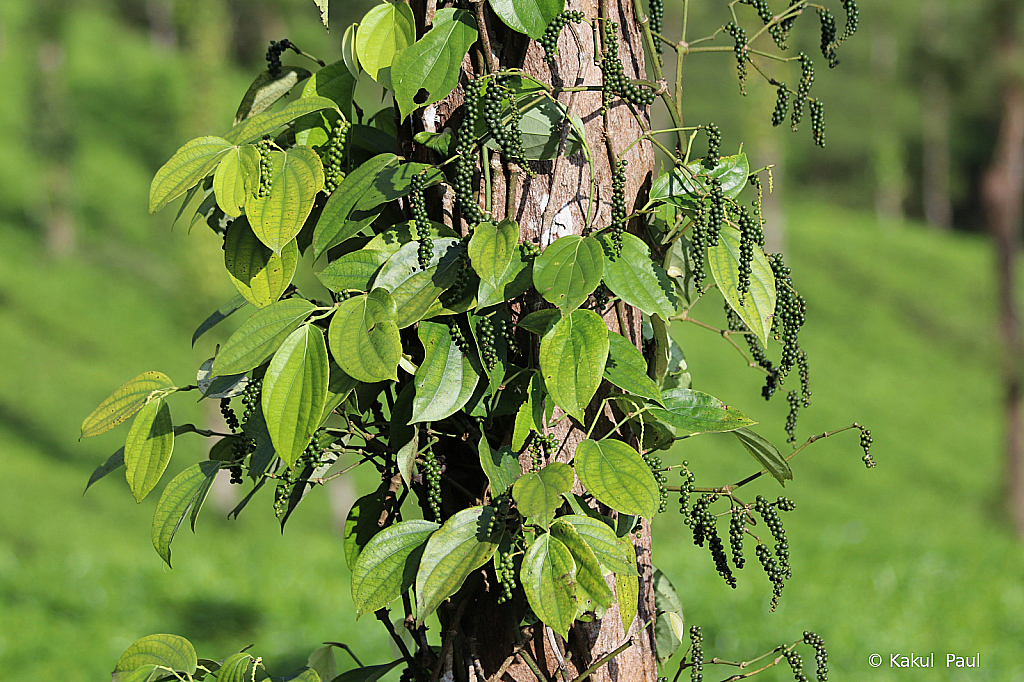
540, 10, 585, 62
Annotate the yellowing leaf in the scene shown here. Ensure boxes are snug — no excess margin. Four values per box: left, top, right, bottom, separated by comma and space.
246, 146, 325, 254
81, 371, 175, 438
124, 399, 175, 503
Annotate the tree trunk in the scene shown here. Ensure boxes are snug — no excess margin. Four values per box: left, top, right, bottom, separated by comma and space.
982, 35, 1024, 537
921, 0, 952, 231
412, 1, 658, 679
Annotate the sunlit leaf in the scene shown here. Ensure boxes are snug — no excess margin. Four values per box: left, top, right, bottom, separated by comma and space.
213, 145, 260, 216
551, 518, 613, 609
599, 233, 680, 319
224, 218, 299, 307
604, 332, 663, 406
647, 153, 749, 212
262, 325, 330, 467
114, 634, 197, 676
512, 463, 573, 526
734, 427, 792, 485
374, 239, 464, 328
356, 1, 416, 86
649, 387, 756, 434
575, 439, 658, 519
412, 320, 479, 422
223, 96, 340, 145
708, 225, 776, 347
393, 9, 478, 119
151, 461, 220, 566
313, 154, 399, 259
533, 235, 603, 313
561, 515, 638, 576
522, 533, 576, 637
81, 371, 175, 439
539, 309, 608, 422
150, 137, 234, 213
217, 653, 255, 682
234, 67, 312, 125
488, 0, 565, 39
352, 520, 438, 616
212, 298, 316, 376
328, 289, 402, 383
124, 399, 175, 503
246, 146, 325, 254
316, 249, 391, 294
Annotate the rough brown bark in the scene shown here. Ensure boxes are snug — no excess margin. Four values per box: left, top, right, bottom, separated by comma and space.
982, 23, 1024, 537
412, 0, 659, 679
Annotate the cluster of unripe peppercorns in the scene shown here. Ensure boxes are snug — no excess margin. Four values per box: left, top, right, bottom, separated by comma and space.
690, 493, 737, 588
422, 445, 442, 520
640, 447, 668, 512
409, 172, 434, 270
255, 137, 274, 197
476, 318, 498, 371
804, 631, 829, 681
857, 424, 875, 467
273, 431, 332, 518
723, 22, 749, 93
599, 21, 656, 108
455, 81, 483, 227
483, 76, 530, 174
609, 159, 628, 256
792, 53, 815, 132
540, 10, 585, 62
689, 626, 704, 682
323, 118, 350, 195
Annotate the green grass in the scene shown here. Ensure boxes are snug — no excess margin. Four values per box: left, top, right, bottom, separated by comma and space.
0, 201, 1021, 681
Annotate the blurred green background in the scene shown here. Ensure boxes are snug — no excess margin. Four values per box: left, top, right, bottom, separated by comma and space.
0, 0, 1021, 680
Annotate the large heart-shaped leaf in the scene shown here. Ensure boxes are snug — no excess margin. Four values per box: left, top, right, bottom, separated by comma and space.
352, 519, 439, 616
115, 634, 197, 676
374, 239, 463, 328
415, 506, 499, 624
213, 298, 316, 376
124, 399, 175, 503
550, 518, 613, 609
262, 324, 330, 467
412, 320, 479, 422
150, 137, 234, 213
561, 514, 638, 575
539, 309, 608, 422
356, 1, 416, 85
213, 145, 260, 216
575, 439, 658, 519
734, 427, 792, 485
393, 8, 478, 119
328, 289, 402, 383
649, 387, 756, 434
224, 218, 298, 307
647, 153, 749, 212
599, 233, 680, 319
217, 653, 255, 682
469, 219, 528, 309
488, 0, 565, 39
604, 332, 663, 406
151, 461, 220, 566
313, 154, 399, 259
223, 96, 339, 145
709, 225, 776, 347
81, 371, 175, 439
246, 146, 325, 254
316, 249, 391, 294
512, 462, 574, 525
522, 533, 576, 637
533, 235, 604, 312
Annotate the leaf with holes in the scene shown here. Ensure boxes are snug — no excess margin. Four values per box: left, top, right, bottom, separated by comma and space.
224, 218, 298, 307
81, 371, 175, 439
262, 324, 330, 467
213, 298, 316, 376
393, 9, 478, 119
151, 461, 220, 567
512, 462, 573, 526
328, 289, 402, 383
412, 320, 478, 422
539, 309, 608, 422
599, 232, 680, 319
352, 519, 439, 617
124, 399, 175, 503
356, 1, 416, 86
246, 146, 325, 254
709, 225, 776, 348
533, 235, 603, 313
415, 506, 499, 624
522, 533, 576, 638
575, 439, 658, 519
649, 387, 756, 434
150, 137, 234, 213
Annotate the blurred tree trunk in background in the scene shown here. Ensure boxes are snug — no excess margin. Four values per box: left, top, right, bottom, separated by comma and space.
921, 0, 952, 230
177, 0, 232, 138
871, 28, 905, 225
982, 2, 1024, 537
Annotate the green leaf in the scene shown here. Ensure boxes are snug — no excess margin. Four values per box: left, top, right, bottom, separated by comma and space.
234, 67, 313, 125
217, 653, 255, 682
533, 235, 604, 312
574, 439, 658, 519
262, 325, 330, 467
393, 8, 478, 119
479, 438, 522, 498
647, 153, 749, 212
373, 239, 464, 328
307, 645, 336, 682
224, 218, 299, 307
512, 462, 574, 526
150, 137, 234, 213
333, 660, 404, 682
649, 387, 756, 434
295, 61, 356, 146
343, 483, 390, 570
615, 565, 639, 634
733, 427, 792, 485
488, 0, 565, 40
356, 1, 416, 86
518, 308, 560, 336
414, 128, 452, 156
192, 294, 248, 347
151, 461, 220, 566
469, 219, 527, 309
522, 533, 576, 637
313, 154, 399, 260
539, 309, 608, 422
356, 162, 445, 212
212, 298, 316, 376
81, 371, 175, 439
365, 220, 459, 255
246, 146, 325, 254
321, 360, 359, 423
282, 667, 320, 682
708, 225, 776, 347
223, 96, 340, 145
314, 0, 329, 28
213, 145, 261, 216
196, 358, 249, 400
85, 447, 125, 493
352, 519, 439, 616
415, 506, 499, 624
412, 320, 479, 422
115, 634, 197, 675
391, 383, 417, 487
124, 399, 175, 503
653, 568, 685, 663
561, 515, 638, 575
550, 519, 613, 608
316, 249, 391, 294
328, 289, 402, 383
605, 332, 663, 406
512, 371, 545, 450
599, 233, 680, 319
342, 24, 360, 77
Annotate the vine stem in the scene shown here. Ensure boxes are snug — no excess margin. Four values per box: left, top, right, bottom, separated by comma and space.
630, 0, 686, 151
571, 638, 634, 682
374, 608, 416, 671
671, 310, 770, 376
